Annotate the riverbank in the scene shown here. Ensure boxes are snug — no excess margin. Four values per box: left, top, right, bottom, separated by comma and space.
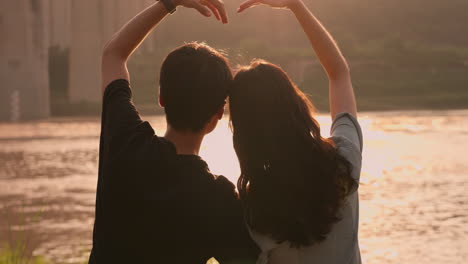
51, 98, 468, 118
50, 63, 468, 117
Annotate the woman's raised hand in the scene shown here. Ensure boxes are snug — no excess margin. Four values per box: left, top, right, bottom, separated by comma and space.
176, 0, 228, 23
237, 0, 300, 13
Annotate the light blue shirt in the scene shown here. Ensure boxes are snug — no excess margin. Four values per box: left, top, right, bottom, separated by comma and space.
250, 113, 363, 264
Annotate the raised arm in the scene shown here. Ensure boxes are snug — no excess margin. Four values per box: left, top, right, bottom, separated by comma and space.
237, 0, 357, 119
101, 0, 228, 93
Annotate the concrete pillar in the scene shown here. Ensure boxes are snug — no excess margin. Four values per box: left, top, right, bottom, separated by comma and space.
67, 0, 158, 103
49, 0, 71, 48
0, 0, 50, 121
100, 0, 117, 41
69, 0, 103, 103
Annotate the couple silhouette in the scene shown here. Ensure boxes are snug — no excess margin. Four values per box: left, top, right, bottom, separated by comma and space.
89, 0, 363, 263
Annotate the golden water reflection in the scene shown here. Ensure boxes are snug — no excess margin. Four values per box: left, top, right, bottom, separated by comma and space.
0, 110, 467, 263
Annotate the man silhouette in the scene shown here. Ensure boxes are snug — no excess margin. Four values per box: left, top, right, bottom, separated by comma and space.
89, 0, 258, 263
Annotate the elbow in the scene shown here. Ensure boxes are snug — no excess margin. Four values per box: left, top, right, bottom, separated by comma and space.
102, 42, 126, 65
340, 62, 351, 77
328, 62, 351, 81
102, 42, 114, 64
102, 41, 118, 60
102, 39, 113, 57
102, 40, 127, 61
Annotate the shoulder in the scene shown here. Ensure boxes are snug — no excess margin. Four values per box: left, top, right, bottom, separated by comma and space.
330, 135, 362, 183
212, 175, 239, 200
331, 112, 363, 152
330, 112, 363, 180
331, 135, 362, 158
202, 174, 243, 217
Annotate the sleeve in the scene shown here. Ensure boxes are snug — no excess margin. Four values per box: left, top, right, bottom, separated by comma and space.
331, 112, 363, 153
330, 113, 363, 183
101, 79, 145, 137
210, 176, 260, 263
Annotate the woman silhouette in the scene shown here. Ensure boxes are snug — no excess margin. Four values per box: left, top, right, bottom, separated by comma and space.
230, 0, 363, 263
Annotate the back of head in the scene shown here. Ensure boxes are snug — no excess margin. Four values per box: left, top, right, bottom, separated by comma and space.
229, 60, 356, 247
160, 42, 232, 132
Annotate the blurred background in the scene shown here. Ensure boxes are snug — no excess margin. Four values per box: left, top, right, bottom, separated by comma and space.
0, 0, 467, 263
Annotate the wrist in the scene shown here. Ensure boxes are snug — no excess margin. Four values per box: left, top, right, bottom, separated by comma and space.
158, 0, 177, 13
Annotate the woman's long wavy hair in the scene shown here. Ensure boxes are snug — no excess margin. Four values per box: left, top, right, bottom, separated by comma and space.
229, 60, 357, 247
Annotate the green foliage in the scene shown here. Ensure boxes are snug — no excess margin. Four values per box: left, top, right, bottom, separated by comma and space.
0, 245, 48, 264
0, 206, 48, 264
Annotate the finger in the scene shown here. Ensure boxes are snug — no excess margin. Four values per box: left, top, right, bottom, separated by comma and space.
237, 0, 261, 13
204, 1, 221, 21
206, 0, 228, 24
191, 1, 212, 17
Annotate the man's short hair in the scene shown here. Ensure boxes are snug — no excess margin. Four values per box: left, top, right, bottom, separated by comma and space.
159, 42, 232, 132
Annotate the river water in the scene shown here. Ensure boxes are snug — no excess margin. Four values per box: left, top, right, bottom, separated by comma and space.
0, 110, 467, 264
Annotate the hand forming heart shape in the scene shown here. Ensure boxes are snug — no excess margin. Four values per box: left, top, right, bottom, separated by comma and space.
174, 0, 300, 24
